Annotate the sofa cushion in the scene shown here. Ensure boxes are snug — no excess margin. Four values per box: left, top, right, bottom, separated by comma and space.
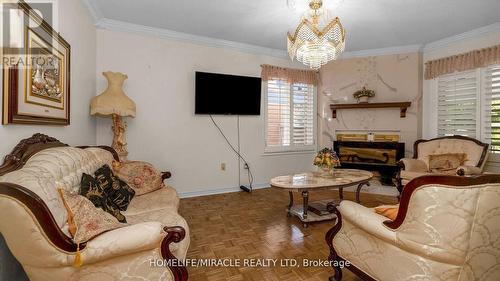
94, 165, 135, 211
80, 173, 127, 223
59, 189, 124, 244
400, 170, 432, 180
113, 161, 163, 195
124, 186, 179, 216
125, 209, 190, 259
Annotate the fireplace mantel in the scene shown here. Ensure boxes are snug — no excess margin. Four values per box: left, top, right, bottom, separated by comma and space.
330, 102, 412, 118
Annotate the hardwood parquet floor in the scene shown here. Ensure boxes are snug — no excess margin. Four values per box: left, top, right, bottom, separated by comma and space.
179, 187, 398, 281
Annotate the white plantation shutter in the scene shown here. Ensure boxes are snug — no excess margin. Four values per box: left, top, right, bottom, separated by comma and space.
266, 79, 291, 147
265, 79, 316, 152
437, 71, 479, 138
292, 83, 315, 146
482, 65, 500, 153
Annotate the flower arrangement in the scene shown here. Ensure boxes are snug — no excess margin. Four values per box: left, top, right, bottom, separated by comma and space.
353, 86, 375, 103
313, 148, 341, 171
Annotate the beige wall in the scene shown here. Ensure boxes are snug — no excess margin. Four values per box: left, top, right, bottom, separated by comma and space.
95, 29, 316, 197
318, 53, 422, 157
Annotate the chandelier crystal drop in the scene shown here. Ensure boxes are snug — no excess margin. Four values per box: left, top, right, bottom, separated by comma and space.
287, 0, 346, 69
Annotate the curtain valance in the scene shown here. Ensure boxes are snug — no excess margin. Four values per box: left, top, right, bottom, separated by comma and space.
260, 64, 318, 86
425, 44, 500, 80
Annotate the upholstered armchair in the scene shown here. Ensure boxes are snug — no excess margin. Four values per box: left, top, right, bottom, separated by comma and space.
326, 174, 500, 281
396, 136, 489, 193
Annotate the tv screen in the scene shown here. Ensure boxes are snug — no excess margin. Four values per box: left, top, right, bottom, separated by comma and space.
195, 72, 262, 115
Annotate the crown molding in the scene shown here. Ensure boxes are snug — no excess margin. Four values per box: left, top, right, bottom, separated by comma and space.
95, 18, 424, 60
339, 44, 423, 59
95, 18, 289, 59
423, 22, 500, 52
81, 0, 103, 23
82, 1, 499, 60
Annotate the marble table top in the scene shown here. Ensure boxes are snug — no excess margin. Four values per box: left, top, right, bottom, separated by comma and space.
270, 169, 373, 191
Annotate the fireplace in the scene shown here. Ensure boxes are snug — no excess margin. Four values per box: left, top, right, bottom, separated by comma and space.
333, 132, 405, 185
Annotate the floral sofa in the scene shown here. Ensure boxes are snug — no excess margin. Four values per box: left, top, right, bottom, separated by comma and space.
326, 174, 500, 281
0, 134, 189, 281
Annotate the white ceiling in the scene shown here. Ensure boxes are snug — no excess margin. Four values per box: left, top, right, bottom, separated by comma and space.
85, 0, 500, 52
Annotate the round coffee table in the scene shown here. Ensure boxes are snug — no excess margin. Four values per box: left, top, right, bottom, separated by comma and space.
270, 169, 373, 227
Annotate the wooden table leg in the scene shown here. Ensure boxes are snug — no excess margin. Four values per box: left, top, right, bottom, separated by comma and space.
287, 191, 293, 217
338, 187, 344, 201
302, 191, 309, 228
356, 181, 370, 203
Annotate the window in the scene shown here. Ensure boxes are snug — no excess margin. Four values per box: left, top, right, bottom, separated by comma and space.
437, 70, 478, 138
482, 65, 500, 152
265, 78, 316, 152
437, 64, 500, 153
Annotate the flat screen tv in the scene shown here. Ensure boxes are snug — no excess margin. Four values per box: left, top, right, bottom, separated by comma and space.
195, 71, 262, 115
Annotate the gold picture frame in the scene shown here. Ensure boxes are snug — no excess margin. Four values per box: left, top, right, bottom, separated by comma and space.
2, 1, 70, 125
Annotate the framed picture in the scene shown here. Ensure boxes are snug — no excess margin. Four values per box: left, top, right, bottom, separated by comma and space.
2, 1, 70, 125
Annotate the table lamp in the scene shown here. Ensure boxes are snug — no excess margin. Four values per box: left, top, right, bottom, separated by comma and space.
91, 71, 136, 161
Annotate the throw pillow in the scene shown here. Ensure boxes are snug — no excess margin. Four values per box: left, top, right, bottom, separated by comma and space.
58, 189, 124, 244
94, 165, 136, 211
112, 160, 164, 195
428, 153, 467, 175
374, 204, 399, 221
80, 172, 127, 223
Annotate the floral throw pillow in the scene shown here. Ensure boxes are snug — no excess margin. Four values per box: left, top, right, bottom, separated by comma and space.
80, 172, 127, 223
58, 189, 124, 244
94, 165, 136, 211
112, 161, 164, 195
428, 153, 467, 175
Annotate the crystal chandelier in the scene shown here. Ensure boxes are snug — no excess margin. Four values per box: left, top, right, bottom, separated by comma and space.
287, 0, 346, 69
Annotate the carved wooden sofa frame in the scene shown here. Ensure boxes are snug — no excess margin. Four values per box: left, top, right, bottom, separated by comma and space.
395, 135, 489, 194
325, 174, 500, 281
0, 134, 188, 281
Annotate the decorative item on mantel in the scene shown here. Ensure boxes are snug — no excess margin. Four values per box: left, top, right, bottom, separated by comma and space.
313, 148, 340, 177
353, 87, 375, 103
90, 72, 136, 161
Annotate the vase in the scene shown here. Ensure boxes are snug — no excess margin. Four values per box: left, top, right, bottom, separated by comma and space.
357, 96, 369, 103
319, 166, 334, 178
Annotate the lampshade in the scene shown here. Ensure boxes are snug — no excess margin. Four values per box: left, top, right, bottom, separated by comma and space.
91, 71, 136, 117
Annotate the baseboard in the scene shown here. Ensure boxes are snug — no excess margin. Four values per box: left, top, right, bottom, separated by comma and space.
178, 180, 398, 198
178, 183, 269, 198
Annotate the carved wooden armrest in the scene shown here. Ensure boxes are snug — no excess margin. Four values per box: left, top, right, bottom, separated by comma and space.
456, 165, 482, 176
0, 182, 84, 252
324, 202, 346, 281
325, 203, 342, 261
161, 171, 172, 182
161, 226, 188, 281
398, 158, 427, 172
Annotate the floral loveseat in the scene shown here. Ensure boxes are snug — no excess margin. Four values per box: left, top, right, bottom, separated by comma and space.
0, 134, 189, 281
326, 174, 500, 281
